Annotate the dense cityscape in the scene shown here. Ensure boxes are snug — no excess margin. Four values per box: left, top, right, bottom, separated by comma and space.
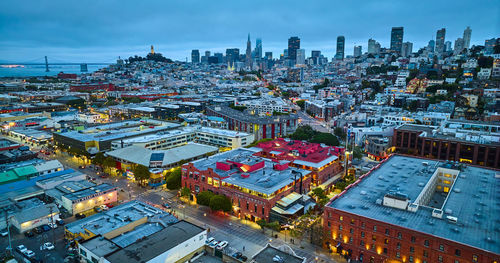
0, 1, 499, 263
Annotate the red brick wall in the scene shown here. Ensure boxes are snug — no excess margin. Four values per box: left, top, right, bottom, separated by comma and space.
323, 207, 500, 263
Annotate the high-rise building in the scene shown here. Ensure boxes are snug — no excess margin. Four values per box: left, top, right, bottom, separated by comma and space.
254, 38, 262, 59
311, 50, 321, 65
214, 53, 223, 64
454, 38, 465, 55
445, 41, 452, 52
368, 39, 377, 54
335, 36, 345, 60
463, 26, 472, 49
191, 50, 200, 63
246, 34, 253, 68
353, 45, 362, 57
226, 48, 240, 65
428, 40, 435, 52
296, 49, 305, 65
287, 37, 300, 62
485, 38, 497, 54
265, 52, 273, 60
401, 42, 413, 57
390, 27, 404, 54
436, 28, 446, 54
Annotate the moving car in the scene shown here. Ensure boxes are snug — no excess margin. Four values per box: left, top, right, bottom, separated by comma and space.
216, 241, 228, 250
56, 218, 65, 225
40, 242, 55, 251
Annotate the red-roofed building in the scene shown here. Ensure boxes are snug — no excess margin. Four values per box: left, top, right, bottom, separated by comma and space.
57, 72, 77, 80
253, 138, 344, 188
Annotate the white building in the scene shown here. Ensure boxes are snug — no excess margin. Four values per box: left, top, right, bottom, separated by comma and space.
77, 113, 102, 124
477, 68, 492, 80
235, 97, 294, 115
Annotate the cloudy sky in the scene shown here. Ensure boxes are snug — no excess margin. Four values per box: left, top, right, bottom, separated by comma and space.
0, 0, 498, 63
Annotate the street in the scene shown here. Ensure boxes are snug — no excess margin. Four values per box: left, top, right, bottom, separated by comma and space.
297, 111, 330, 133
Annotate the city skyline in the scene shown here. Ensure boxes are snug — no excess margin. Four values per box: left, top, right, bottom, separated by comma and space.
0, 0, 499, 63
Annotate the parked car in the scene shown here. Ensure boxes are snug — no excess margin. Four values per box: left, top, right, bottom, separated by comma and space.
0, 229, 8, 237
75, 213, 86, 219
208, 241, 219, 248
240, 255, 248, 262
78, 165, 85, 169
48, 223, 57, 229
33, 227, 43, 234
41, 225, 51, 232
216, 241, 228, 250
40, 242, 54, 251
56, 218, 65, 225
232, 252, 242, 258
23, 250, 35, 258
206, 237, 215, 245
24, 230, 35, 238
94, 207, 103, 213
105, 204, 114, 209
16, 245, 27, 253
99, 205, 109, 211
162, 203, 171, 209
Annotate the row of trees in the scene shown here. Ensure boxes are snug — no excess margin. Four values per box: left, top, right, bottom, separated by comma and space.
290, 125, 340, 146
196, 191, 232, 212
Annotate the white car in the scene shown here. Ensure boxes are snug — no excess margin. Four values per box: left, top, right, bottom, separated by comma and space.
23, 250, 35, 258
216, 241, 228, 250
209, 241, 218, 248
41, 242, 55, 251
0, 229, 8, 237
48, 223, 57, 229
16, 245, 27, 253
99, 205, 109, 211
205, 237, 215, 245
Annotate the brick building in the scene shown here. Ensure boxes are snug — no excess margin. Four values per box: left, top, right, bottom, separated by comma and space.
205, 106, 299, 141
393, 121, 500, 168
323, 155, 499, 263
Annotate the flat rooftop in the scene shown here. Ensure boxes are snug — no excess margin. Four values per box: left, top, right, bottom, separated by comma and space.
207, 106, 298, 125
65, 201, 172, 237
328, 155, 500, 254
104, 220, 205, 263
252, 244, 305, 263
56, 119, 181, 142
193, 148, 311, 196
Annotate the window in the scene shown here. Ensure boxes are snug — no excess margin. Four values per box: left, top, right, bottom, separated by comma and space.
396, 252, 400, 258
384, 238, 389, 244
361, 222, 365, 228
409, 256, 414, 263
383, 248, 387, 255
455, 249, 461, 256
385, 228, 390, 235
372, 235, 376, 241
411, 236, 416, 243
327, 222, 331, 227
438, 255, 443, 262
262, 207, 265, 215
339, 225, 343, 231
424, 240, 429, 247
397, 242, 401, 250
397, 232, 402, 239
423, 250, 428, 258
254, 204, 257, 213
246, 202, 249, 210
339, 216, 343, 221
361, 231, 365, 238
80, 248, 87, 257
360, 240, 365, 246
373, 225, 377, 232
472, 255, 478, 263
349, 237, 353, 244
349, 228, 353, 234
454, 261, 459, 263
410, 246, 414, 253
350, 219, 355, 225
439, 244, 444, 251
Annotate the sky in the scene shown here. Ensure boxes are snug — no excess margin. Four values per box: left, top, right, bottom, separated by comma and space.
0, 0, 499, 63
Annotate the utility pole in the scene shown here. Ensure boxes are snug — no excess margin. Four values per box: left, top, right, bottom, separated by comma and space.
344, 125, 351, 178
49, 205, 56, 245
44, 56, 49, 72
4, 211, 12, 256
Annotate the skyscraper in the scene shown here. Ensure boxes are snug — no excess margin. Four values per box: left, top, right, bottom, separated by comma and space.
401, 42, 413, 57
436, 28, 446, 54
226, 48, 240, 66
445, 41, 452, 52
428, 40, 435, 52
335, 36, 345, 60
287, 37, 300, 62
454, 38, 465, 55
246, 34, 252, 68
254, 38, 262, 59
191, 50, 200, 63
463, 26, 472, 49
390, 27, 404, 54
353, 45, 362, 57
485, 38, 497, 54
265, 52, 273, 60
296, 49, 305, 65
368, 39, 381, 54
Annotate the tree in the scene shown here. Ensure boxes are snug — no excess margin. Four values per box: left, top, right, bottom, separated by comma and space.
166, 167, 182, 190
477, 56, 494, 68
290, 125, 317, 140
102, 157, 116, 171
256, 219, 267, 230
311, 133, 340, 146
352, 146, 363, 160
181, 187, 191, 198
197, 191, 214, 206
295, 100, 305, 110
406, 100, 418, 112
132, 164, 151, 185
209, 195, 232, 212
92, 152, 105, 166
334, 127, 346, 140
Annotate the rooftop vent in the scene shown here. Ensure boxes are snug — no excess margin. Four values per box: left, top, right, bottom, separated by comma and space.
445, 209, 453, 214
432, 209, 443, 219
453, 188, 461, 193
446, 216, 458, 223
360, 191, 367, 195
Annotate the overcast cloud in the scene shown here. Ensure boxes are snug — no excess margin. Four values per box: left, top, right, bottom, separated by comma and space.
0, 0, 498, 62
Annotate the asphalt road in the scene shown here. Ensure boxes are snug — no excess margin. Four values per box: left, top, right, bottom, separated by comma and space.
297, 111, 330, 133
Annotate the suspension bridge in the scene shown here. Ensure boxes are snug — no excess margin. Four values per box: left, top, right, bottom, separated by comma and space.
0, 56, 115, 72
